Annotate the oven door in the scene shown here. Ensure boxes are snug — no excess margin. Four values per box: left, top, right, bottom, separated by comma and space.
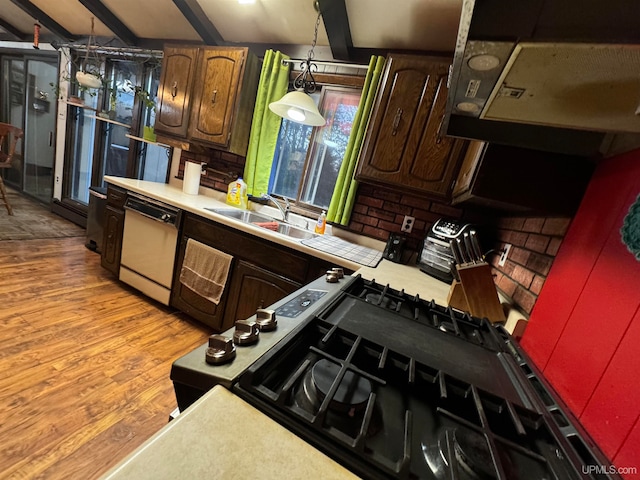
119, 196, 180, 305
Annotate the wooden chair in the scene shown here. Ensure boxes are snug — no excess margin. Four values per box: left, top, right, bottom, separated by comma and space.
0, 122, 24, 215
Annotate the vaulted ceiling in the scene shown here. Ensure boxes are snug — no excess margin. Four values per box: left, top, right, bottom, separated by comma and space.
0, 0, 463, 61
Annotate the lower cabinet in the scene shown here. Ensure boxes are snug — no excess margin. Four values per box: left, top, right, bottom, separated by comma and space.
171, 213, 339, 332
224, 260, 300, 325
100, 185, 126, 275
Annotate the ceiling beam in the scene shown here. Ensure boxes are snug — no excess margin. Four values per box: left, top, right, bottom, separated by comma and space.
9, 0, 75, 41
76, 0, 138, 46
0, 17, 25, 41
317, 0, 353, 61
172, 0, 223, 46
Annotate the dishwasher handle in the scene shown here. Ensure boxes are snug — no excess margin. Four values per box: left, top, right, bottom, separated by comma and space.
124, 194, 181, 227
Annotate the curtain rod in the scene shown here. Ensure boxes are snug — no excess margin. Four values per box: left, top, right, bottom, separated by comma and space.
282, 58, 368, 70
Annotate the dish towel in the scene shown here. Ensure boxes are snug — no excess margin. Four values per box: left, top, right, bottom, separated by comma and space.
179, 239, 233, 305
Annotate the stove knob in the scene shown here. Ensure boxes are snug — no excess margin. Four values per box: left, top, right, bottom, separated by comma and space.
325, 272, 339, 283
233, 320, 260, 345
205, 335, 236, 365
255, 308, 277, 331
330, 267, 344, 278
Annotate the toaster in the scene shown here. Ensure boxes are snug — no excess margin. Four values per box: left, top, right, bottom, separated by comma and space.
417, 218, 473, 283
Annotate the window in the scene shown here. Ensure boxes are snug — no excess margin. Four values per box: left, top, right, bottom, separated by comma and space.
270, 87, 361, 212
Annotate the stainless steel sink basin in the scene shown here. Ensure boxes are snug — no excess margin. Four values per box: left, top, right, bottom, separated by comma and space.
205, 208, 275, 224
205, 207, 316, 240
274, 223, 316, 240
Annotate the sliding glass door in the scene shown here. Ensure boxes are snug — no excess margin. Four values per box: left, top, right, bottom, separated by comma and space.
1, 55, 57, 204
23, 59, 58, 202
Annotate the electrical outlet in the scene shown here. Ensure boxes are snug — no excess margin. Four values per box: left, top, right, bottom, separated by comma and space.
498, 244, 512, 267
401, 215, 415, 233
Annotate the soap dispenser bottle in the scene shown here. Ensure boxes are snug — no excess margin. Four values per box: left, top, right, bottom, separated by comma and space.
314, 210, 326, 234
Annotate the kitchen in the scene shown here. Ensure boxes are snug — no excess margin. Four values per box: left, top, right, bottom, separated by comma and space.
0, 0, 639, 478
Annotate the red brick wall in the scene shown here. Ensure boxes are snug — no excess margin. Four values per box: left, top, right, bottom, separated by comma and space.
179, 150, 572, 315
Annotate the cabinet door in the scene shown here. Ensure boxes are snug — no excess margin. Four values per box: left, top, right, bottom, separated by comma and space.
357, 55, 464, 198
101, 205, 124, 276
452, 141, 485, 198
170, 235, 229, 331
155, 47, 198, 138
188, 48, 245, 146
224, 260, 300, 325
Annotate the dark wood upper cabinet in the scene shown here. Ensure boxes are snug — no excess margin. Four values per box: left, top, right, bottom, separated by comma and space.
451, 141, 594, 215
155, 46, 198, 138
155, 45, 259, 156
357, 54, 466, 198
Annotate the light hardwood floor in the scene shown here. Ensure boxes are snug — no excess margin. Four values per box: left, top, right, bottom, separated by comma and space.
0, 236, 211, 479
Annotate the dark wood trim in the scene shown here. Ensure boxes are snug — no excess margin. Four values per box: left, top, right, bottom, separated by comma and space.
76, 0, 139, 46
172, 0, 224, 46
8, 0, 75, 41
289, 70, 365, 88
0, 17, 25, 41
51, 199, 87, 228
317, 0, 353, 61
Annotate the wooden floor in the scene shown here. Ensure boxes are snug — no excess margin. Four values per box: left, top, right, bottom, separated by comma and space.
0, 236, 211, 479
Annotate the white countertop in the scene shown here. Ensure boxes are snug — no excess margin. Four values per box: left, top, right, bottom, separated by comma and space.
105, 176, 384, 273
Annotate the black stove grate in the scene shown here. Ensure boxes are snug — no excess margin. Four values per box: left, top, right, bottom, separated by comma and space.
236, 317, 584, 479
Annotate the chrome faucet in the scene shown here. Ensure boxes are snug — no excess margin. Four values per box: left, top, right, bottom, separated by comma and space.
265, 194, 291, 222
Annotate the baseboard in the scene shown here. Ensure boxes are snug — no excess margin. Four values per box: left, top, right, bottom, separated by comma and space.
52, 200, 87, 228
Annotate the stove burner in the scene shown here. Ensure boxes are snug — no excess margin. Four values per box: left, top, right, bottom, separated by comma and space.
423, 428, 504, 480
293, 359, 382, 438
312, 359, 371, 412
453, 429, 496, 479
364, 292, 397, 310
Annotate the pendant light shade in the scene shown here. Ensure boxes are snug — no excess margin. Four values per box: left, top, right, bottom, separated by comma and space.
269, 91, 326, 126
268, 1, 326, 127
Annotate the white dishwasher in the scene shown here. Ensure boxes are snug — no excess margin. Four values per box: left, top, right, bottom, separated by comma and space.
119, 192, 181, 305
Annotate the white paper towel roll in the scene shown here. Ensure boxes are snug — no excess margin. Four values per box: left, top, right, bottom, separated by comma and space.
183, 161, 202, 195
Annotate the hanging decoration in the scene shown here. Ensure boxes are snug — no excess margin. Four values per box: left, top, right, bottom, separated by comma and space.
268, 0, 325, 126
621, 193, 640, 260
76, 17, 103, 89
33, 23, 40, 50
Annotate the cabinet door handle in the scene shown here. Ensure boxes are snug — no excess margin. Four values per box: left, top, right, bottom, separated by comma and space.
48, 131, 53, 147
171, 81, 178, 99
211, 90, 218, 104
436, 115, 445, 144
392, 108, 403, 136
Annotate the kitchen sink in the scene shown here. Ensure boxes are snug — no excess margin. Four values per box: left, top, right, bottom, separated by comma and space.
205, 208, 316, 240
204, 208, 275, 224
274, 223, 316, 240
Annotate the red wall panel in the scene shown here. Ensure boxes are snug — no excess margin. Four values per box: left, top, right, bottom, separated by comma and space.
613, 417, 640, 479
521, 149, 640, 466
520, 153, 637, 369
579, 304, 640, 460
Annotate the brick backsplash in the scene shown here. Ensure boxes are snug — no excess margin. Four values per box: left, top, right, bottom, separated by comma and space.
177, 150, 571, 316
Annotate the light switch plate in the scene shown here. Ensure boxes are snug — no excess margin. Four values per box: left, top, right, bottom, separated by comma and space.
498, 244, 512, 267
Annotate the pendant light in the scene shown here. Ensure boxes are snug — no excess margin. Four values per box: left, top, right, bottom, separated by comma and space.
269, 1, 326, 127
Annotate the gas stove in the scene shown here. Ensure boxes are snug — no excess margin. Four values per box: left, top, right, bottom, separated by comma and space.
171, 274, 618, 479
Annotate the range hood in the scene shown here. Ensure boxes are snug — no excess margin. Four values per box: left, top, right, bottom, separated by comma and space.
452, 41, 640, 133
444, 0, 640, 156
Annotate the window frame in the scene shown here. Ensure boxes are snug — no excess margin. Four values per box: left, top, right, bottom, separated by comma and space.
270, 84, 363, 218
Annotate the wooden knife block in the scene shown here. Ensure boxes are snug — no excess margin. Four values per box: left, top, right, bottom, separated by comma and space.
447, 262, 506, 323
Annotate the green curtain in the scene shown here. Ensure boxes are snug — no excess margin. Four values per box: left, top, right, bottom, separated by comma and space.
327, 55, 385, 225
244, 50, 290, 197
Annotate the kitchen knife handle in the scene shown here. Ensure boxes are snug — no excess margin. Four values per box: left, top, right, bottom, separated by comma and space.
450, 239, 463, 265
456, 238, 468, 264
469, 230, 484, 262
463, 233, 476, 263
